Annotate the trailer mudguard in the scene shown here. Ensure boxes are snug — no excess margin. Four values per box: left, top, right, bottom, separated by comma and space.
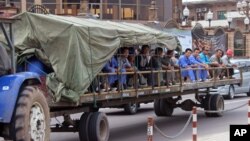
0, 72, 40, 123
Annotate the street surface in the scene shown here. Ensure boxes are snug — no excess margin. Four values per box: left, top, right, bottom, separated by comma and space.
51, 94, 250, 141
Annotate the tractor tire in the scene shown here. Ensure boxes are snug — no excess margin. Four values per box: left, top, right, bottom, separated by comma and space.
160, 99, 174, 116
79, 113, 93, 141
154, 99, 164, 116
88, 112, 109, 141
11, 86, 50, 141
124, 103, 138, 115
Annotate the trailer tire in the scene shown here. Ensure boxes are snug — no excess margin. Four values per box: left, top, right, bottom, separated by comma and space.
160, 99, 174, 116
154, 99, 164, 116
11, 86, 50, 141
203, 94, 213, 117
124, 102, 138, 115
210, 94, 224, 117
89, 112, 109, 141
79, 113, 93, 141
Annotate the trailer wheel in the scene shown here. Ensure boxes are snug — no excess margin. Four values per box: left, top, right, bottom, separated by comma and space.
124, 102, 138, 115
160, 99, 174, 116
89, 112, 109, 141
203, 94, 213, 117
79, 113, 93, 141
154, 99, 164, 116
11, 86, 50, 141
210, 94, 224, 117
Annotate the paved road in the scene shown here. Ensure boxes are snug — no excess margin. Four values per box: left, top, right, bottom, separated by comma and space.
51, 94, 250, 141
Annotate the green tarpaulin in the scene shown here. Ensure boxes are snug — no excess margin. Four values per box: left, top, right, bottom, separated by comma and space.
0, 12, 179, 103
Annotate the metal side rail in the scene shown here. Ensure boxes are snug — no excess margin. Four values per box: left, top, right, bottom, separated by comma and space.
79, 78, 241, 104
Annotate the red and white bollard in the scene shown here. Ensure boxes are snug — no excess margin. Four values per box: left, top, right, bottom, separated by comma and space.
248, 100, 250, 125
147, 117, 154, 141
192, 107, 197, 141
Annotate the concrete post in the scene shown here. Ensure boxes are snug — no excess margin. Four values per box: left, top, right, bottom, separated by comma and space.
192, 107, 197, 141
148, 0, 158, 21
227, 31, 234, 50
245, 33, 250, 57
80, 0, 88, 13
21, 0, 27, 12
34, 0, 42, 5
248, 100, 250, 125
147, 117, 154, 141
56, 0, 63, 14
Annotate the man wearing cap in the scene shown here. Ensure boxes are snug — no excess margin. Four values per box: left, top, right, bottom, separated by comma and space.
221, 49, 237, 78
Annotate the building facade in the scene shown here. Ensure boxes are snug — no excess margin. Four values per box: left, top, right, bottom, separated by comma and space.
184, 0, 236, 21
184, 0, 249, 57
10, 0, 182, 22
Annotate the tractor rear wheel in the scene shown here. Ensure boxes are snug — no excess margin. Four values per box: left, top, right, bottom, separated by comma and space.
10, 86, 50, 141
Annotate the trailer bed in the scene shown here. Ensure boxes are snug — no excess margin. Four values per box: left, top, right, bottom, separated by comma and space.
48, 78, 241, 109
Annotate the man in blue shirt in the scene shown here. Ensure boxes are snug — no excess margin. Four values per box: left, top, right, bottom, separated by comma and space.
102, 56, 119, 88
199, 47, 210, 65
179, 48, 196, 82
190, 48, 209, 81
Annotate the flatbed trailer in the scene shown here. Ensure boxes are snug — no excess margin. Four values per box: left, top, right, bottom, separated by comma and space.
0, 14, 242, 141
46, 69, 242, 137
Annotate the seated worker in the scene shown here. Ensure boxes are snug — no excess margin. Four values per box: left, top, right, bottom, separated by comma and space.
209, 49, 226, 79
117, 47, 133, 89
102, 56, 119, 90
135, 45, 150, 71
189, 48, 209, 81
161, 50, 179, 85
149, 47, 164, 86
0, 45, 11, 76
135, 45, 151, 85
179, 48, 196, 83
199, 47, 211, 65
221, 49, 237, 78
127, 55, 147, 87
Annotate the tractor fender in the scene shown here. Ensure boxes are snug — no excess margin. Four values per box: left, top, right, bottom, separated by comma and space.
0, 72, 41, 123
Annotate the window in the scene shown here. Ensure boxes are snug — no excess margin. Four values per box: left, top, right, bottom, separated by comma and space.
234, 31, 246, 57
217, 11, 226, 20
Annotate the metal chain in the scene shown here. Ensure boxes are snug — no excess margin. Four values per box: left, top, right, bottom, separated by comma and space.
154, 112, 192, 139
153, 101, 248, 139
197, 102, 248, 113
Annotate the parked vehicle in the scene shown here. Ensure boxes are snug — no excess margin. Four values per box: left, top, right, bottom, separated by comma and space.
210, 59, 250, 99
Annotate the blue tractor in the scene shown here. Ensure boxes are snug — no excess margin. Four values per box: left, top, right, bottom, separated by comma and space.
0, 18, 50, 140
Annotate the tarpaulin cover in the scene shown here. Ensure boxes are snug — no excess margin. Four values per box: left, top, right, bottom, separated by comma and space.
0, 12, 178, 103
